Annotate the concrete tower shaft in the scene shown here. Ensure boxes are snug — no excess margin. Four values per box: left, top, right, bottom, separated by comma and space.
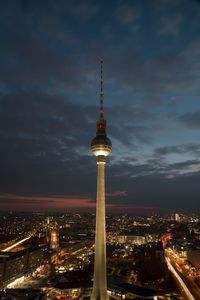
91, 156, 108, 300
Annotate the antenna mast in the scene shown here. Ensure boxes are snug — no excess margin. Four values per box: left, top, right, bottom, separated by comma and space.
100, 59, 104, 120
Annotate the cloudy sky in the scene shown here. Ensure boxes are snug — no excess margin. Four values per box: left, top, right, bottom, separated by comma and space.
0, 0, 200, 213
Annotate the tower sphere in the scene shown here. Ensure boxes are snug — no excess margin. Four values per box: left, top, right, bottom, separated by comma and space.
91, 135, 112, 157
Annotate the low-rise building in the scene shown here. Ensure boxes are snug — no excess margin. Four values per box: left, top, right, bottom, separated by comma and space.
0, 246, 44, 288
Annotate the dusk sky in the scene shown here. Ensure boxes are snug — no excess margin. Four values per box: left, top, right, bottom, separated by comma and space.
0, 0, 200, 213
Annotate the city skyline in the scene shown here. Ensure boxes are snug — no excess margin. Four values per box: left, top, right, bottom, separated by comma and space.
0, 0, 200, 213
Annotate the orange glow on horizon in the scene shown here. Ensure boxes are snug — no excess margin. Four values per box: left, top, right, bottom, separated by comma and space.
0, 193, 159, 211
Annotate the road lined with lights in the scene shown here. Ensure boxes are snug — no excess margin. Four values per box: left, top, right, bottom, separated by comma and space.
165, 248, 200, 299
165, 256, 195, 300
2, 236, 31, 252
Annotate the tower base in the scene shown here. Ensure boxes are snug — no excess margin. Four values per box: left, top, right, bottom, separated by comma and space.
90, 289, 109, 300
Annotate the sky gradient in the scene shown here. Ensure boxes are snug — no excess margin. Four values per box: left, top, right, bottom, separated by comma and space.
0, 0, 200, 213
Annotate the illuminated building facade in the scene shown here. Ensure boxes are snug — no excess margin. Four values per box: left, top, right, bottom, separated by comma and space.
90, 61, 112, 300
51, 229, 59, 250
0, 247, 44, 288
175, 213, 180, 222
118, 235, 146, 245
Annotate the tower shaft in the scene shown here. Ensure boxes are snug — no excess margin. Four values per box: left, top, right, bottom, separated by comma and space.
91, 156, 108, 300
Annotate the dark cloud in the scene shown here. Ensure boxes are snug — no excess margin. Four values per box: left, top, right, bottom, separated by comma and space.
65, 0, 99, 21
179, 109, 200, 129
167, 160, 200, 171
114, 3, 140, 26
159, 13, 183, 35
155, 143, 200, 156
0, 91, 95, 195
0, 89, 153, 199
0, 36, 80, 91
0, 92, 93, 146
86, 40, 200, 106
106, 158, 200, 212
109, 155, 200, 181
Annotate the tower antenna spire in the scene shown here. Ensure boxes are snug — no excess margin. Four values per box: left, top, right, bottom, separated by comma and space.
100, 59, 104, 120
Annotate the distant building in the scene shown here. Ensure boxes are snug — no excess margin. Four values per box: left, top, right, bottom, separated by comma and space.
175, 213, 180, 222
187, 247, 200, 269
118, 235, 146, 245
174, 245, 187, 258
1, 289, 45, 299
51, 229, 59, 250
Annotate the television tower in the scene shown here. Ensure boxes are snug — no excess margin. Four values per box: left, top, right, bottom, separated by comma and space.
90, 60, 112, 300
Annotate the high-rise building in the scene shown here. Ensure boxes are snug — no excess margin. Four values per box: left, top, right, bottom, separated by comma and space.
175, 213, 180, 222
50, 229, 59, 250
90, 61, 112, 300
